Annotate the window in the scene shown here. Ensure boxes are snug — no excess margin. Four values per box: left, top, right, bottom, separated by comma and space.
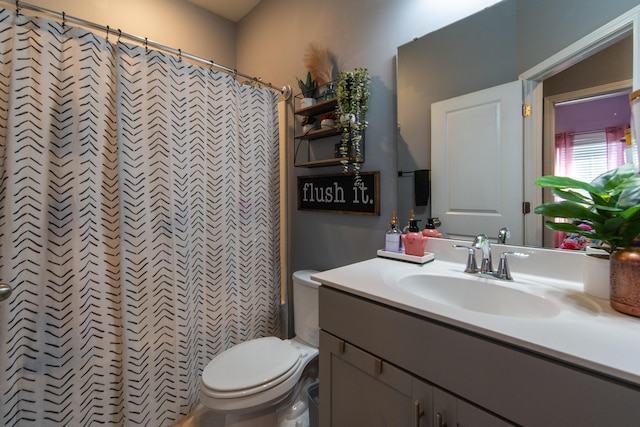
571, 132, 608, 184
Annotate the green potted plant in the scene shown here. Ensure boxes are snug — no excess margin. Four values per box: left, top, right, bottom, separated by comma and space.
301, 115, 316, 133
534, 163, 640, 314
297, 71, 318, 108
335, 68, 371, 185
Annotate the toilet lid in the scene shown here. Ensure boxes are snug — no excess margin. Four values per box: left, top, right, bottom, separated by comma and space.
202, 337, 300, 392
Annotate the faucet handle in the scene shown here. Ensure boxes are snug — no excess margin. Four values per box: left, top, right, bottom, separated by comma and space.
495, 251, 529, 281
453, 245, 479, 273
497, 227, 510, 244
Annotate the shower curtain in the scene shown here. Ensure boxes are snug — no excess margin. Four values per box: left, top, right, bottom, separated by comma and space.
0, 8, 281, 427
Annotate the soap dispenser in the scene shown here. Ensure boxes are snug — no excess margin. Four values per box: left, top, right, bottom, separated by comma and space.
423, 217, 443, 238
384, 211, 402, 252
401, 210, 428, 256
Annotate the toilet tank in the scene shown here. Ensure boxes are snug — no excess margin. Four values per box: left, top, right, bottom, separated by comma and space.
292, 270, 321, 348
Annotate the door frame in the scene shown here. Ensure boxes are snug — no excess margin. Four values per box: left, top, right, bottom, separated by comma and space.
542, 80, 633, 247
519, 5, 640, 247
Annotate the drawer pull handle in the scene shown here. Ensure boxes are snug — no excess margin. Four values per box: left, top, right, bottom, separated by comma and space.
436, 412, 447, 427
374, 357, 382, 374
413, 400, 425, 427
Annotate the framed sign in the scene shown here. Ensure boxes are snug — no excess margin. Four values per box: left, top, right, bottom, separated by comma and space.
297, 171, 380, 216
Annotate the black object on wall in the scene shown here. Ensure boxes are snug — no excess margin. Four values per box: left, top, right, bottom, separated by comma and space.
413, 169, 430, 206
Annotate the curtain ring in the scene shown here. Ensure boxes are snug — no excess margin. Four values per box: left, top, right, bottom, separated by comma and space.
145, 37, 148, 54
178, 49, 182, 61
117, 29, 121, 43
15, 0, 20, 15
62, 12, 66, 28
106, 25, 109, 42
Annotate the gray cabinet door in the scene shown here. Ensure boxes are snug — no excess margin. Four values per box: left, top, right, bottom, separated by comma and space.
320, 330, 432, 427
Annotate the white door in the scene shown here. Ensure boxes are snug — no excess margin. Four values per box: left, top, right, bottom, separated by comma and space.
431, 80, 524, 244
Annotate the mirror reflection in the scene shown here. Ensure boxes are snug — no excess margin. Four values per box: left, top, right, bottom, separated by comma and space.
396, 0, 636, 248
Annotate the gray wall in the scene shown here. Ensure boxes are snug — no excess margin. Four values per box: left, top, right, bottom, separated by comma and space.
28, 0, 237, 67
516, 0, 640, 73
236, 0, 502, 276
237, 0, 640, 280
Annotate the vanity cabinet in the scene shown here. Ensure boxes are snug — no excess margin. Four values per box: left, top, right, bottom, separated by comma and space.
319, 286, 640, 427
293, 97, 364, 168
321, 330, 513, 427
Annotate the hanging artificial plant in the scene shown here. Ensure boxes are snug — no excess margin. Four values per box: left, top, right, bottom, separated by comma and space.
335, 68, 371, 186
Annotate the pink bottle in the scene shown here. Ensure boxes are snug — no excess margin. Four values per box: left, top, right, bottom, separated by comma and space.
422, 217, 443, 238
401, 218, 428, 256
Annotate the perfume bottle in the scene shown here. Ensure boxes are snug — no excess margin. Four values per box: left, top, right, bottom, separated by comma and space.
385, 211, 402, 252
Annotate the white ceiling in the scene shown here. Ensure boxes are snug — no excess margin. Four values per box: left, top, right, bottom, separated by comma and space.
186, 0, 262, 22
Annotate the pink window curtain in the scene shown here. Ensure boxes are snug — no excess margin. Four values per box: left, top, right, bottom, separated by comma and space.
606, 125, 628, 169
554, 132, 574, 177
554, 132, 574, 247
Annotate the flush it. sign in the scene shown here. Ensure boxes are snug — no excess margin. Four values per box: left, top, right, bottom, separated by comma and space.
297, 172, 379, 216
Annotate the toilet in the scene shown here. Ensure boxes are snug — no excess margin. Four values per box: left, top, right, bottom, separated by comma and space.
199, 270, 320, 427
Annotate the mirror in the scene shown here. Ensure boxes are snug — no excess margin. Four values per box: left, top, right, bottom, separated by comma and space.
397, 0, 639, 247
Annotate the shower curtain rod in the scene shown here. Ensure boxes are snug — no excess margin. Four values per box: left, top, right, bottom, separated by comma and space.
3, 0, 292, 99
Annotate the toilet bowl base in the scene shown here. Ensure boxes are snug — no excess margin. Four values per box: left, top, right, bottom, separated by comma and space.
184, 377, 315, 427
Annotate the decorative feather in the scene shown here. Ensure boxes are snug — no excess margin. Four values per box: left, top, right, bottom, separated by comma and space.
304, 43, 337, 86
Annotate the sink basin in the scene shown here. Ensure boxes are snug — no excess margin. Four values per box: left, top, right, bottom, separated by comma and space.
397, 275, 560, 319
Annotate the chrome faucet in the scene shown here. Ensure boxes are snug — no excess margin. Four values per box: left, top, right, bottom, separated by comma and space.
473, 234, 493, 273
452, 233, 530, 280
497, 227, 510, 244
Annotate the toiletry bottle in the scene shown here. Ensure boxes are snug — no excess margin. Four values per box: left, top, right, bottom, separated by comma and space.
423, 217, 443, 238
401, 211, 428, 256
385, 211, 402, 252
400, 210, 411, 252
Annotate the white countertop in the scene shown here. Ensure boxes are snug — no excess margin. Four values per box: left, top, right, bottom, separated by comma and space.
312, 238, 640, 386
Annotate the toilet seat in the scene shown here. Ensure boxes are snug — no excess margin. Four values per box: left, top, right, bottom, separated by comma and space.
200, 337, 318, 414
202, 337, 301, 398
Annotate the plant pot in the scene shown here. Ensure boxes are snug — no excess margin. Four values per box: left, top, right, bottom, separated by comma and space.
300, 97, 316, 109
302, 124, 314, 134
610, 246, 640, 316
320, 119, 335, 128
583, 253, 610, 300
340, 113, 355, 125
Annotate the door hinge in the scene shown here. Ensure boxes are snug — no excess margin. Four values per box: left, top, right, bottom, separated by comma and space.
522, 201, 531, 214
522, 104, 531, 117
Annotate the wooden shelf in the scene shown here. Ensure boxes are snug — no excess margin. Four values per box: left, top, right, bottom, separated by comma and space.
293, 94, 364, 168
295, 98, 337, 116
294, 126, 340, 140
294, 157, 363, 168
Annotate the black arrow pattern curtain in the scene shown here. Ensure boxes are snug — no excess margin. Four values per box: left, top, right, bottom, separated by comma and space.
0, 8, 281, 426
